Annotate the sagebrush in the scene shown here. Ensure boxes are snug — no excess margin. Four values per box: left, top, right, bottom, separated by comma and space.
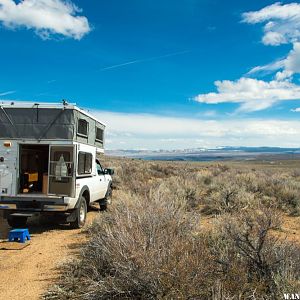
45, 158, 300, 300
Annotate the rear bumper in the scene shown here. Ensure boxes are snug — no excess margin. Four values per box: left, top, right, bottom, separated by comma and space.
0, 195, 69, 212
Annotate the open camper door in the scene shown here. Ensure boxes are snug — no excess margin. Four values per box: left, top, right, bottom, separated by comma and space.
48, 145, 76, 197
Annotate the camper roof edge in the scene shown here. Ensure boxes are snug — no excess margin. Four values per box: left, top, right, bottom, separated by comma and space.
0, 101, 106, 128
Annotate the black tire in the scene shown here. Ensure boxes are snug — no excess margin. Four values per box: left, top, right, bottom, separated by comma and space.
100, 186, 112, 211
99, 204, 107, 211
7, 216, 28, 228
70, 196, 87, 229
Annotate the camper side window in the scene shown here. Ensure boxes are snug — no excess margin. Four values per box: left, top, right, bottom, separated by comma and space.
78, 119, 88, 136
95, 127, 104, 142
78, 152, 92, 175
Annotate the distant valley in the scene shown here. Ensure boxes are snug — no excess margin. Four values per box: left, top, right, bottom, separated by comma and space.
107, 146, 300, 162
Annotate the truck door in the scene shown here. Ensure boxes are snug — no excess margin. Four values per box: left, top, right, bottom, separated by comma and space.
94, 159, 108, 200
48, 145, 75, 197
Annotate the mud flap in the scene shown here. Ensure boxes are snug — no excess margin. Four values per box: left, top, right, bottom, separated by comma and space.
65, 209, 77, 223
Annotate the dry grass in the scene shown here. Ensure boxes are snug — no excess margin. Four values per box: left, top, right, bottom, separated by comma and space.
45, 157, 300, 300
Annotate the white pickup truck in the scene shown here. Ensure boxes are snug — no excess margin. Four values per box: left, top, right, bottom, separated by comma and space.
0, 102, 114, 228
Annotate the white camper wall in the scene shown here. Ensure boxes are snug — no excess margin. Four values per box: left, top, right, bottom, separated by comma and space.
0, 140, 18, 197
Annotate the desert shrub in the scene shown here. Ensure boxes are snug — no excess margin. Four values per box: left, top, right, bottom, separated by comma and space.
292, 169, 300, 178
46, 158, 300, 300
46, 189, 221, 300
194, 166, 300, 216
156, 176, 203, 211
46, 196, 300, 300
200, 174, 259, 214
211, 164, 230, 176
235, 172, 263, 194
256, 175, 300, 215
109, 161, 150, 195
208, 208, 300, 298
149, 163, 177, 177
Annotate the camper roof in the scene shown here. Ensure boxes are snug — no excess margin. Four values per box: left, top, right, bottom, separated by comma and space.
0, 101, 106, 127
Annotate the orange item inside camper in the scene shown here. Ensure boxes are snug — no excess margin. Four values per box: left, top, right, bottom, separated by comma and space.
24, 172, 38, 182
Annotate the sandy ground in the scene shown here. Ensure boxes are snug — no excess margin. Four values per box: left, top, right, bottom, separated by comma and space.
0, 208, 100, 300
275, 214, 300, 244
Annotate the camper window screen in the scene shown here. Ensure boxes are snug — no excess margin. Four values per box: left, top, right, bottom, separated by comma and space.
51, 151, 72, 183
78, 152, 92, 175
96, 127, 104, 142
78, 119, 88, 136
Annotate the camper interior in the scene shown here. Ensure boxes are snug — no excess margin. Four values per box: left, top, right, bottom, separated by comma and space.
19, 144, 49, 194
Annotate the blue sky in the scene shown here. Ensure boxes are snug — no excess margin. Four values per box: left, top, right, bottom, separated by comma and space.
1, 0, 300, 149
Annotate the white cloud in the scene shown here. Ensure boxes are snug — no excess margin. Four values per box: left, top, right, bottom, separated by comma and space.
291, 107, 300, 112
197, 4, 300, 113
90, 110, 300, 150
247, 41, 300, 82
0, 0, 90, 39
248, 37, 300, 82
247, 59, 285, 76
194, 77, 300, 112
285, 42, 300, 74
275, 70, 293, 81
242, 2, 300, 46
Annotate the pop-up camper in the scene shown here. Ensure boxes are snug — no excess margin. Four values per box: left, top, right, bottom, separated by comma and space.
0, 101, 113, 228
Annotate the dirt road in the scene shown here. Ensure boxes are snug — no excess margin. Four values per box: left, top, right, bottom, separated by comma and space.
0, 209, 100, 300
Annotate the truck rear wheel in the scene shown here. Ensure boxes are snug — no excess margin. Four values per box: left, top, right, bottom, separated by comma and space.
7, 216, 28, 228
70, 196, 87, 229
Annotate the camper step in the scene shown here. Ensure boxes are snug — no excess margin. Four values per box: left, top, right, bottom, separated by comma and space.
8, 229, 30, 243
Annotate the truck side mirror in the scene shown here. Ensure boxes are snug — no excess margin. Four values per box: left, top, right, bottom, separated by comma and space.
104, 168, 114, 175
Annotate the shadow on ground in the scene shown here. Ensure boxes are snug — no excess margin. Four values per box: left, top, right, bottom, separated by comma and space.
0, 204, 101, 239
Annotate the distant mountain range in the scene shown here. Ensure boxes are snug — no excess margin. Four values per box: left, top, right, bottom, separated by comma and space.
106, 146, 300, 162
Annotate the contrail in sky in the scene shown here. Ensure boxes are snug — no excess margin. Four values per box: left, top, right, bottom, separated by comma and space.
99, 50, 191, 71
0, 91, 15, 96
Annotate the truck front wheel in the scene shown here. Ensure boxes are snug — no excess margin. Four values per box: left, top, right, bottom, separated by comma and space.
70, 196, 87, 229
7, 216, 28, 228
100, 186, 112, 211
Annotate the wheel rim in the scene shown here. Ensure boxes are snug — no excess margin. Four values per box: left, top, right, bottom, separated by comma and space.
79, 201, 86, 223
